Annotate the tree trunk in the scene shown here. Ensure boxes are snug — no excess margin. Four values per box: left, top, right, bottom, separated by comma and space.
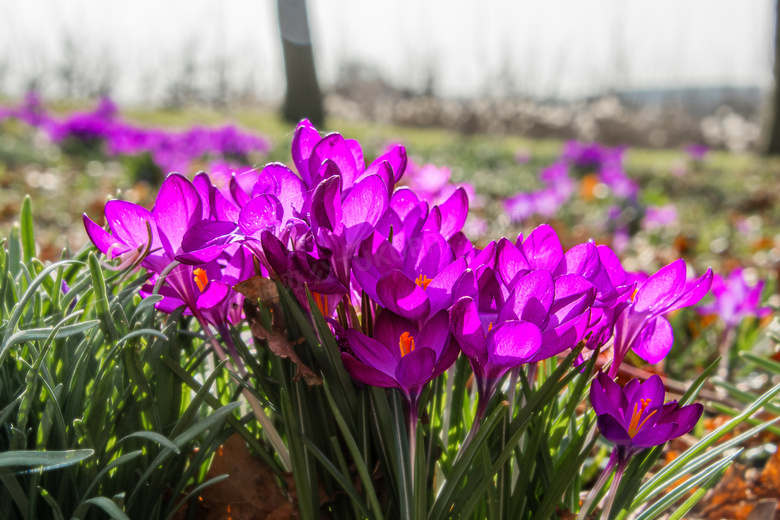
764, 0, 780, 154
277, 0, 325, 126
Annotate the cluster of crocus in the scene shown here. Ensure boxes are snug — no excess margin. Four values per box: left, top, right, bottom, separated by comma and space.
504, 140, 639, 223
84, 119, 713, 485
1, 93, 270, 176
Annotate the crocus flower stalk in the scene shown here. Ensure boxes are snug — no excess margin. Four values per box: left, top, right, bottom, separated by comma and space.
578, 372, 703, 520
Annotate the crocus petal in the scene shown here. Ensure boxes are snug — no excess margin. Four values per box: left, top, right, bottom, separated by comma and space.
633, 259, 687, 314
153, 173, 203, 256
238, 194, 283, 237
631, 423, 676, 448
105, 200, 158, 250
373, 311, 418, 358
427, 257, 468, 315
596, 413, 633, 445
310, 174, 343, 235
664, 403, 704, 437
83, 214, 130, 258
629, 375, 666, 418
416, 310, 451, 356
590, 372, 628, 419
395, 347, 436, 395
347, 329, 401, 375
449, 296, 488, 360
498, 269, 555, 326
291, 119, 321, 186
631, 316, 674, 364
487, 320, 542, 367
341, 353, 399, 389
376, 144, 407, 183
342, 174, 389, 247
664, 269, 713, 314
308, 133, 357, 189
524, 224, 563, 271
437, 187, 469, 239
403, 231, 454, 280
254, 163, 306, 223
497, 238, 530, 288
376, 271, 431, 322
178, 220, 240, 264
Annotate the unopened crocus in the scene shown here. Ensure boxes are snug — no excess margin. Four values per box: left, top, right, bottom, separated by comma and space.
579, 372, 703, 520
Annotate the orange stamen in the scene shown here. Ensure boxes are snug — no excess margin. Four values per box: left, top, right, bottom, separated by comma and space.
628, 398, 657, 437
399, 332, 416, 357
193, 268, 209, 292
313, 292, 329, 316
415, 274, 433, 290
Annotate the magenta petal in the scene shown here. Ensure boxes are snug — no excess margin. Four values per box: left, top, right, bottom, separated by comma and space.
376, 271, 431, 322
389, 188, 422, 219
633, 259, 687, 314
341, 353, 399, 389
311, 174, 343, 235
180, 220, 238, 256
342, 174, 389, 247
498, 269, 555, 326
83, 214, 129, 258
255, 163, 306, 222
104, 200, 158, 250
631, 423, 675, 448
291, 119, 321, 186
404, 231, 453, 279
665, 403, 704, 437
590, 372, 628, 419
395, 347, 436, 395
376, 144, 407, 183
238, 194, 283, 237
346, 138, 365, 174
416, 310, 450, 355
524, 224, 563, 271
631, 316, 674, 364
361, 160, 394, 197
153, 174, 203, 256
665, 269, 713, 313
449, 297, 488, 360
347, 329, 399, 375
437, 187, 469, 239
309, 133, 357, 189
427, 258, 468, 315
196, 280, 231, 310
373, 311, 418, 357
630, 375, 666, 417
487, 320, 542, 367
497, 238, 530, 288
597, 414, 633, 445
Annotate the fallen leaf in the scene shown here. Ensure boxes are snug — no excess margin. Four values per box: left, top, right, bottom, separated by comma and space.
234, 276, 280, 305
249, 318, 322, 387
195, 434, 293, 520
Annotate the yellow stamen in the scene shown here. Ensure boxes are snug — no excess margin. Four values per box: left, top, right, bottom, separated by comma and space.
399, 332, 416, 357
193, 268, 209, 292
312, 292, 329, 316
627, 398, 657, 437
488, 321, 493, 332
415, 274, 433, 290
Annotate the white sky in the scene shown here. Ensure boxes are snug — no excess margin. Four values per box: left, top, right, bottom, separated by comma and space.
0, 0, 774, 102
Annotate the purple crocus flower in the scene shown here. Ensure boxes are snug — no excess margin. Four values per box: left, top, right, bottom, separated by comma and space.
684, 143, 709, 161
609, 259, 712, 377
697, 268, 772, 330
581, 372, 703, 519
342, 310, 458, 412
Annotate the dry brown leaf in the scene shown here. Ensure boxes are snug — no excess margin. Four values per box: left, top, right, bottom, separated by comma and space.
250, 320, 322, 386
234, 276, 280, 304
195, 434, 293, 520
